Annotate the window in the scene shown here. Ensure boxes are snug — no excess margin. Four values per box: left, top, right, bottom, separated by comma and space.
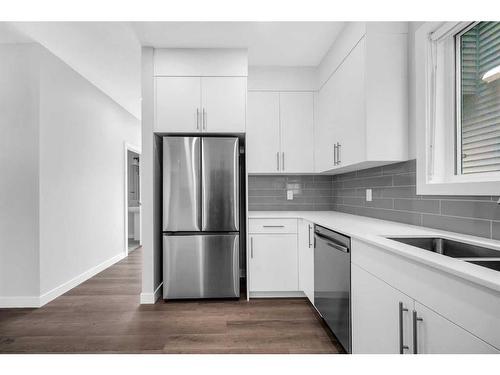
456, 22, 500, 175
415, 21, 500, 195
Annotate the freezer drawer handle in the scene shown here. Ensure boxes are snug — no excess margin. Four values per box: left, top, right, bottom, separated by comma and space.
399, 302, 409, 354
263, 225, 285, 228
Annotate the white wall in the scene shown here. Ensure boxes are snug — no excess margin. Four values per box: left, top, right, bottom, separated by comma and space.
0, 43, 140, 307
37, 47, 141, 297
11, 22, 141, 119
0, 44, 40, 304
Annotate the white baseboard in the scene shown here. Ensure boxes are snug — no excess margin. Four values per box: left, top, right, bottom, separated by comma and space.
249, 291, 306, 298
140, 282, 163, 304
38, 252, 126, 307
0, 296, 41, 308
0, 252, 126, 309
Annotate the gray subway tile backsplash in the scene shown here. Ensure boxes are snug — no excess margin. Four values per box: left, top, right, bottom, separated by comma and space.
248, 160, 500, 240
422, 214, 492, 239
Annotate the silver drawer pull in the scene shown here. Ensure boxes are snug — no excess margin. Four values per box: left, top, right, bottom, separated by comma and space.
263, 225, 285, 228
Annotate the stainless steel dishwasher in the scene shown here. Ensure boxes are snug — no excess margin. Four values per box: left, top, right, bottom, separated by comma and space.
314, 225, 351, 353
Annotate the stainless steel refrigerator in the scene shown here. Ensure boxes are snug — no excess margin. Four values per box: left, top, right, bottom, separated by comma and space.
162, 136, 240, 299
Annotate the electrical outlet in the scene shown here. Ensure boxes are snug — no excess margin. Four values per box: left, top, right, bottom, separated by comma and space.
287, 190, 294, 200
366, 189, 372, 202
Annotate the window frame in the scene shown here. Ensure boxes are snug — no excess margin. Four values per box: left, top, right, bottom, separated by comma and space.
415, 21, 500, 195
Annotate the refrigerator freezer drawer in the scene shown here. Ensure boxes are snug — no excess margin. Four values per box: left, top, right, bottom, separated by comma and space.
163, 136, 201, 232
163, 234, 240, 299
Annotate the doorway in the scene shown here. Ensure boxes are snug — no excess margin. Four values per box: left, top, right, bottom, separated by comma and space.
125, 144, 141, 254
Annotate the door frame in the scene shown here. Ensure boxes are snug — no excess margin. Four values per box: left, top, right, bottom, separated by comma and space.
124, 142, 142, 256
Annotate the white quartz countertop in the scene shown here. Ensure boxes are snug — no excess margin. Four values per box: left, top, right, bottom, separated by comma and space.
248, 211, 500, 292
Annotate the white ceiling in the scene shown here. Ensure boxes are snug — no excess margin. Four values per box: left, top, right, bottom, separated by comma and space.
132, 22, 345, 66
0, 23, 33, 43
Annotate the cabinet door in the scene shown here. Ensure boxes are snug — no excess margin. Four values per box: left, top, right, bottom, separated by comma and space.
351, 264, 414, 354
413, 301, 498, 354
298, 219, 314, 304
315, 77, 337, 172
280, 92, 314, 173
249, 234, 298, 292
201, 77, 246, 133
247, 91, 281, 173
155, 77, 201, 132
334, 38, 366, 167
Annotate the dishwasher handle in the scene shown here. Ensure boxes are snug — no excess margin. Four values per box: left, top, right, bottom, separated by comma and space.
315, 232, 350, 253
326, 241, 349, 253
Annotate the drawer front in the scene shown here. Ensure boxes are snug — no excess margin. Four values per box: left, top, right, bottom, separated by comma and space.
249, 218, 298, 234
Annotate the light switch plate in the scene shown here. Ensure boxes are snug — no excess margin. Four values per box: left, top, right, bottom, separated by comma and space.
287, 190, 294, 200
366, 189, 372, 202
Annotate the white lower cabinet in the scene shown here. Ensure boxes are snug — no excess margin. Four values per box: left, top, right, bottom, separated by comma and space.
413, 301, 497, 354
249, 234, 298, 293
352, 264, 413, 354
298, 219, 314, 304
352, 263, 498, 354
248, 218, 315, 300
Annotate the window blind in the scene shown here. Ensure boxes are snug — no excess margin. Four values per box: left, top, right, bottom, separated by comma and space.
460, 22, 500, 174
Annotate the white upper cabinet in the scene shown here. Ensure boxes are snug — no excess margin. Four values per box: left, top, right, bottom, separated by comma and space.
315, 23, 408, 173
333, 38, 366, 168
201, 77, 246, 133
247, 91, 281, 173
153, 49, 248, 133
155, 77, 201, 133
247, 91, 314, 174
280, 92, 314, 173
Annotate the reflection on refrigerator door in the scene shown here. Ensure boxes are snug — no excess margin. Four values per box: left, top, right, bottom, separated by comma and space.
201, 137, 239, 231
162, 136, 201, 232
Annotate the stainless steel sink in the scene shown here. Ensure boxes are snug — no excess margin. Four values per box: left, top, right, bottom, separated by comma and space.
465, 260, 500, 272
386, 237, 500, 272
386, 237, 500, 258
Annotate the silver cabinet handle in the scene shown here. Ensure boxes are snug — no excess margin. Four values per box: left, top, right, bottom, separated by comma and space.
308, 224, 313, 248
412, 310, 424, 354
282, 152, 285, 171
263, 225, 285, 228
399, 302, 409, 354
333, 144, 338, 165
196, 108, 200, 130
276, 152, 280, 171
250, 237, 254, 259
202, 108, 207, 130
337, 142, 341, 165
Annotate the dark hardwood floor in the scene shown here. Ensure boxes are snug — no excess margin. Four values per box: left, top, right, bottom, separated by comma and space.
0, 248, 342, 354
